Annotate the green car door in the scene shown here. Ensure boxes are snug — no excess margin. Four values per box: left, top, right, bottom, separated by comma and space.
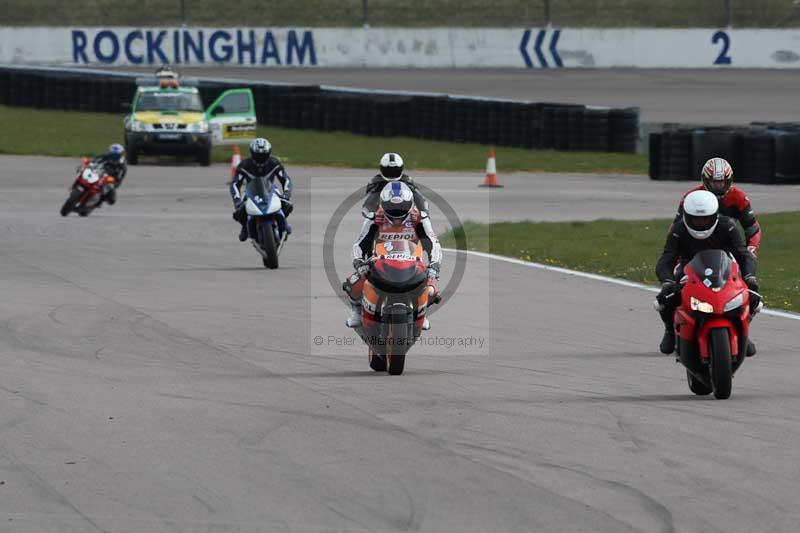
206, 89, 258, 146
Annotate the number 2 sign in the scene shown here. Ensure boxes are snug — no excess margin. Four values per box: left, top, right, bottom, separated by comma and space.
712, 31, 732, 65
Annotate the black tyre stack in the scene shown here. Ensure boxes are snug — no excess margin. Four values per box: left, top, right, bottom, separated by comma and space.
1, 65, 642, 155
650, 124, 800, 184
582, 108, 610, 153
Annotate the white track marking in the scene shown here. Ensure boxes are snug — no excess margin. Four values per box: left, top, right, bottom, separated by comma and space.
444, 248, 800, 322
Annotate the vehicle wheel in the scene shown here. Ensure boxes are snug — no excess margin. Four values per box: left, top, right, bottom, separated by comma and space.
710, 328, 733, 399
386, 321, 407, 375
686, 370, 712, 396
259, 219, 279, 269
369, 350, 386, 372
198, 147, 211, 167
127, 146, 139, 165
78, 210, 90, 217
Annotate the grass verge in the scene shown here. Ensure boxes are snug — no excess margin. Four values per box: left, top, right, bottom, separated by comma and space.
441, 214, 800, 311
2, 0, 796, 28
0, 105, 646, 174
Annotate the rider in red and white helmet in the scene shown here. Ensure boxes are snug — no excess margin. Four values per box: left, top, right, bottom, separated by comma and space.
674, 157, 762, 256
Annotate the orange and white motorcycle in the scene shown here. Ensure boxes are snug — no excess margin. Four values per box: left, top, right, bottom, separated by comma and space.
355, 240, 439, 375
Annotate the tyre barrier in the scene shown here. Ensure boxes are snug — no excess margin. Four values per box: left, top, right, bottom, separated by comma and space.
650, 125, 800, 184
0, 65, 640, 154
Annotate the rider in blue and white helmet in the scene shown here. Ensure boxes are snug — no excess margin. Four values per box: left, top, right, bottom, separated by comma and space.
91, 143, 127, 188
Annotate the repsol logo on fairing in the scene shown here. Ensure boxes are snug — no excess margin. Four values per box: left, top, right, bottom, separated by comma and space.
70, 29, 317, 66
378, 233, 414, 240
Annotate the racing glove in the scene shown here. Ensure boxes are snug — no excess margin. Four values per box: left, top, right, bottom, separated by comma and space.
744, 276, 762, 316
427, 261, 441, 280
654, 281, 678, 311
353, 258, 371, 277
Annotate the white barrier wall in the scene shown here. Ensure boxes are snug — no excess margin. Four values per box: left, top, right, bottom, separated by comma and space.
2, 27, 800, 68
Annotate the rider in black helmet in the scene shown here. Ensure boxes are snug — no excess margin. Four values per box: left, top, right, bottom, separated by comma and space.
229, 137, 293, 242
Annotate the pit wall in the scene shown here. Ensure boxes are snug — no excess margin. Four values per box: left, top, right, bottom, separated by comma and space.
2, 27, 799, 68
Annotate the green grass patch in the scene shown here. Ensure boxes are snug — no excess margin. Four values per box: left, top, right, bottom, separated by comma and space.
3, 0, 797, 27
0, 105, 646, 174
442, 213, 800, 311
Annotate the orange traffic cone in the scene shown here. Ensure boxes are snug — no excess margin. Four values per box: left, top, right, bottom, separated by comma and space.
479, 147, 503, 188
227, 145, 242, 183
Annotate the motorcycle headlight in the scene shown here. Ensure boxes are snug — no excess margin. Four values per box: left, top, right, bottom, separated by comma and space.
130, 120, 145, 132
690, 296, 714, 314
723, 292, 745, 313
188, 121, 209, 133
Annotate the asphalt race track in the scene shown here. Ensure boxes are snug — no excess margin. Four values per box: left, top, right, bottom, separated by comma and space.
1, 155, 800, 532
109, 67, 800, 125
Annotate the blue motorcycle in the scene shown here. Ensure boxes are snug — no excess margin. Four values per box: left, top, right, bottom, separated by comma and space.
242, 171, 290, 269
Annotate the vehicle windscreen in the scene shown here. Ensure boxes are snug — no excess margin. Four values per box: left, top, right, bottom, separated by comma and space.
688, 249, 733, 289
135, 92, 203, 112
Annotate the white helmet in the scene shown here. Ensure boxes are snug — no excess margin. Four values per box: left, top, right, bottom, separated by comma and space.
379, 152, 404, 181
683, 190, 719, 240
379, 181, 414, 223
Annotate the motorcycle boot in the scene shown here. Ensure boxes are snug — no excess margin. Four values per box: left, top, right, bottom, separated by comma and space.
746, 339, 757, 357
346, 303, 362, 328
660, 327, 676, 354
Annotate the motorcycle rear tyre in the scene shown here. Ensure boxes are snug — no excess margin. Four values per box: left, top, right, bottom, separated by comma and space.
686, 370, 712, 396
369, 350, 387, 372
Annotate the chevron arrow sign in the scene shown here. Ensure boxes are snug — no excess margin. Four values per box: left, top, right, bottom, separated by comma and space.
520, 29, 563, 68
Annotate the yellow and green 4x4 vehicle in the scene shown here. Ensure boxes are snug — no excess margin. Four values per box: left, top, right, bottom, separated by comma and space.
124, 83, 257, 166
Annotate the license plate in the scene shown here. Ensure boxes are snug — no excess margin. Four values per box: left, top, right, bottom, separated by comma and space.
158, 133, 181, 140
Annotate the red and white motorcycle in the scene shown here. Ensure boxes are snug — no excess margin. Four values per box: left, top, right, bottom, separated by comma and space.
60, 158, 116, 217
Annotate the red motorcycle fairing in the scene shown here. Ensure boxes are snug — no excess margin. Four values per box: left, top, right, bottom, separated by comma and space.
675, 253, 750, 360
71, 163, 115, 208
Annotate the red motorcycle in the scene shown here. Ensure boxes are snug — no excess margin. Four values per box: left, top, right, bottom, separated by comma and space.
674, 249, 756, 399
60, 158, 116, 217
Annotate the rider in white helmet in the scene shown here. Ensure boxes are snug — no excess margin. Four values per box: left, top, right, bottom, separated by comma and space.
362, 152, 428, 219
654, 190, 760, 355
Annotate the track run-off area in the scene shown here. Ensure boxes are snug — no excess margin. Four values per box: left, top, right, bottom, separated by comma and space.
0, 154, 799, 531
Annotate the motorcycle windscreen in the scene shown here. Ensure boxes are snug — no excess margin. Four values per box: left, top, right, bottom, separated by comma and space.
688, 249, 733, 289
244, 176, 271, 208
369, 249, 427, 293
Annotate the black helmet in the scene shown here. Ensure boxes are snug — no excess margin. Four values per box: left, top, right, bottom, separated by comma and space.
379, 152, 404, 181
380, 181, 414, 224
250, 137, 272, 169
